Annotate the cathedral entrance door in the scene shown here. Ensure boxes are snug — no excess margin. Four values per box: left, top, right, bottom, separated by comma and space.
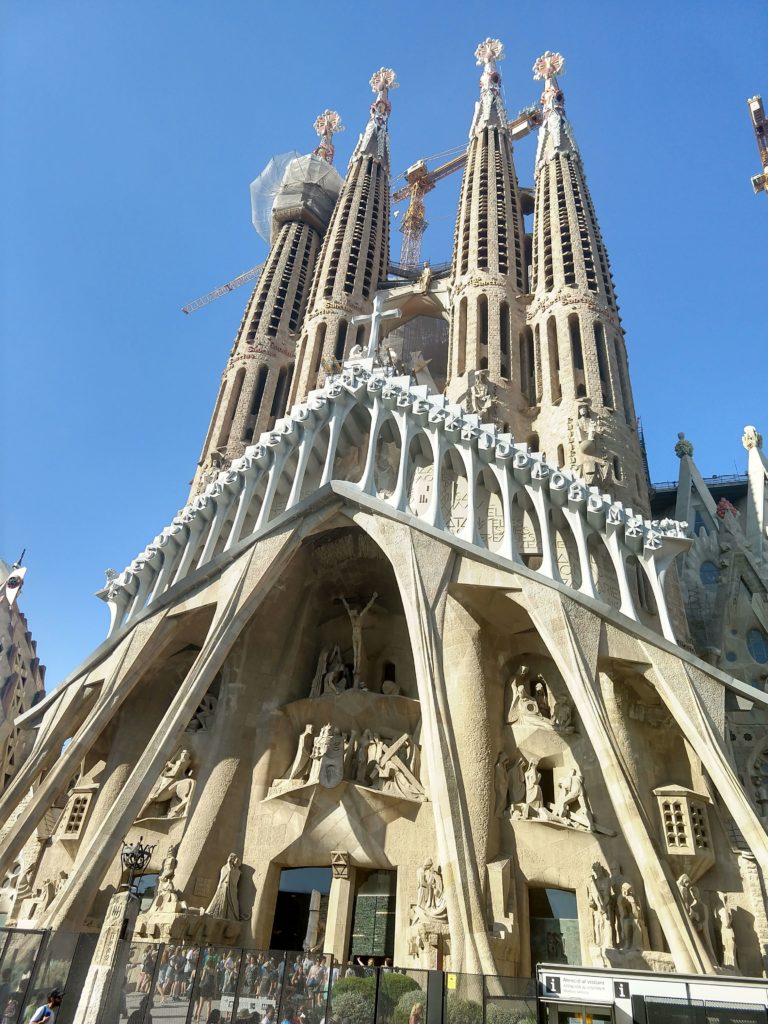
270, 867, 332, 952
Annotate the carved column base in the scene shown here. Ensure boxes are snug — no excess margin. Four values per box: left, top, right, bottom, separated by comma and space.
72, 890, 138, 1024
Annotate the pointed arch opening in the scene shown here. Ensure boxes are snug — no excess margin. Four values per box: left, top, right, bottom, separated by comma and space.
438, 448, 469, 537
405, 430, 435, 518
373, 416, 401, 500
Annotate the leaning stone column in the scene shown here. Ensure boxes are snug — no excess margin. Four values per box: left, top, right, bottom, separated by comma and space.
71, 889, 138, 1024
522, 585, 706, 973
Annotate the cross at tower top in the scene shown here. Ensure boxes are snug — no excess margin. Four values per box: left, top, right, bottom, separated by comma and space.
313, 110, 344, 164
471, 38, 508, 133
369, 67, 398, 127
533, 51, 566, 113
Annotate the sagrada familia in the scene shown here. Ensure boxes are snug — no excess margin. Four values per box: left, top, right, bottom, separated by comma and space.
2, 38, 768, 996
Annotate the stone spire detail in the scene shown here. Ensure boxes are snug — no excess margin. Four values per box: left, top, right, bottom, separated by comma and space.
445, 39, 528, 431
526, 51, 648, 510
313, 110, 345, 165
289, 70, 396, 404
470, 38, 509, 134
189, 118, 343, 498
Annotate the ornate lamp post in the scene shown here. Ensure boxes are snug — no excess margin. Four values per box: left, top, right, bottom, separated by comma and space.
120, 836, 156, 898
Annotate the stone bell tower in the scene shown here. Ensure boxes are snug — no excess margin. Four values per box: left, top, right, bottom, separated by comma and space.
445, 39, 530, 430
289, 69, 396, 405
526, 52, 649, 511
190, 113, 344, 498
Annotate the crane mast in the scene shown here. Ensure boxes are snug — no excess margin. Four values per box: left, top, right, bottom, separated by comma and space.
391, 107, 542, 269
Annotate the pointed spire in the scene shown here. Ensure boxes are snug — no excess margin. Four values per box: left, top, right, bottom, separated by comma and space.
532, 50, 579, 166
350, 67, 398, 166
313, 110, 345, 165
470, 38, 508, 135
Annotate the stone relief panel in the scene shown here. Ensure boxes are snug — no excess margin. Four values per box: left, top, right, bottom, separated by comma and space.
407, 858, 450, 965
506, 664, 575, 733
267, 722, 425, 803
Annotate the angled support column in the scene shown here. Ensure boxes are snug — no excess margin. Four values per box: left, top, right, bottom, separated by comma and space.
42, 529, 298, 931
352, 510, 497, 974
0, 613, 175, 878
522, 586, 707, 973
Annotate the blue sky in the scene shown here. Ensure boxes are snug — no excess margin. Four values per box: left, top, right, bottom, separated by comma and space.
1, 0, 766, 688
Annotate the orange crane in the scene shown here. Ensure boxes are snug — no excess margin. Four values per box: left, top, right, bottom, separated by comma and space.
748, 96, 768, 195
391, 107, 543, 269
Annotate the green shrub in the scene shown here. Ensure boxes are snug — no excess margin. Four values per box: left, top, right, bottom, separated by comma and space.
486, 1003, 536, 1024
379, 972, 419, 1014
332, 976, 376, 1001
393, 987, 427, 1024
329, 989, 376, 1024
445, 997, 483, 1024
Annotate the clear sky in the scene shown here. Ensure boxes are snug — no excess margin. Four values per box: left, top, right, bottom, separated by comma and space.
1, 0, 766, 689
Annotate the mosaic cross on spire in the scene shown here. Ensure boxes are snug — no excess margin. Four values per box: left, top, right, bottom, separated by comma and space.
369, 67, 398, 127
312, 109, 344, 164
533, 51, 566, 113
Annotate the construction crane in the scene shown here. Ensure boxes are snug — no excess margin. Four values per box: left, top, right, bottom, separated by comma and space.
391, 107, 543, 269
748, 95, 768, 195
181, 263, 264, 315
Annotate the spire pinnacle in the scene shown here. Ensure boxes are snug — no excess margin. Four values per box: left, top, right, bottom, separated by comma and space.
369, 68, 398, 129
313, 110, 345, 164
532, 50, 577, 166
470, 38, 508, 134
350, 68, 398, 166
533, 51, 566, 114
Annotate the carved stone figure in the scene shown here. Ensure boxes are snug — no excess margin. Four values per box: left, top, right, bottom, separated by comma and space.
616, 882, 644, 950
416, 859, 448, 920
554, 768, 594, 831
269, 722, 425, 802
150, 844, 187, 914
313, 724, 345, 788
677, 873, 717, 963
534, 680, 551, 719
206, 853, 242, 921
186, 693, 218, 732
553, 696, 575, 733
138, 749, 195, 820
322, 646, 348, 695
339, 593, 378, 684
286, 725, 314, 782
523, 758, 543, 813
586, 864, 612, 948
716, 891, 739, 971
507, 666, 540, 722
309, 648, 330, 699
742, 425, 763, 451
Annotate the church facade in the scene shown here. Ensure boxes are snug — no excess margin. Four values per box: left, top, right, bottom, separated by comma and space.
2, 41, 768, 988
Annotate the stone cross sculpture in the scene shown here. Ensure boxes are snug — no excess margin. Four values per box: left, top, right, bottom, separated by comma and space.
350, 294, 402, 360
339, 592, 378, 685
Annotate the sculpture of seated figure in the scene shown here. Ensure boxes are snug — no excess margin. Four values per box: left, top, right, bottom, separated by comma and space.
322, 646, 348, 694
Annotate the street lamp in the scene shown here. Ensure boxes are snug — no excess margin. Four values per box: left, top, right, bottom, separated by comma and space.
120, 836, 156, 897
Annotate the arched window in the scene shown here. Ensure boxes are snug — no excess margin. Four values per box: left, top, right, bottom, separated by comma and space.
557, 444, 565, 467
520, 327, 535, 404
457, 298, 467, 376
527, 433, 539, 453
217, 366, 246, 448
334, 320, 348, 362
242, 365, 270, 442
594, 322, 613, 407
568, 314, 583, 370
547, 317, 561, 403
499, 301, 510, 379
478, 294, 489, 349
